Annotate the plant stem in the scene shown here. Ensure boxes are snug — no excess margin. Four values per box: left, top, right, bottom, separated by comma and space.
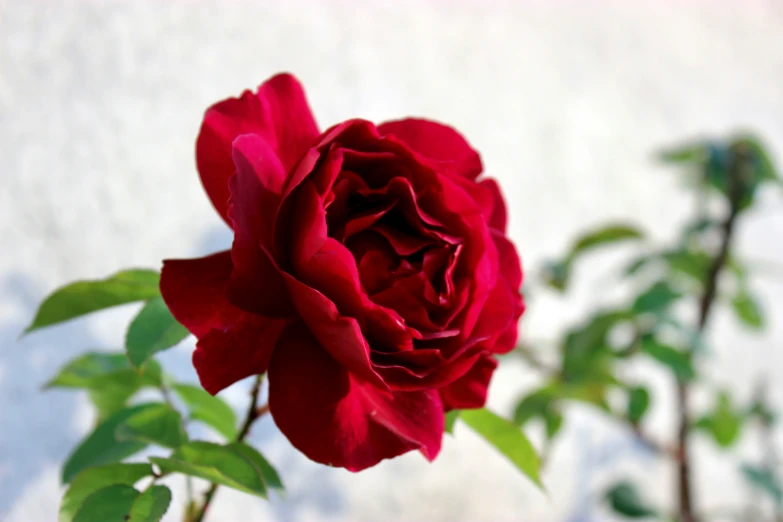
191, 374, 268, 522
677, 154, 746, 522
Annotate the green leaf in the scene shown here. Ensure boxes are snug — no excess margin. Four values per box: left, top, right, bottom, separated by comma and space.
641, 338, 696, 381
150, 441, 268, 497
60, 463, 152, 522
513, 389, 555, 427
732, 134, 780, 183
173, 384, 237, 440
569, 224, 645, 258
444, 410, 459, 434
46, 353, 163, 420
459, 408, 542, 489
127, 485, 172, 522
228, 442, 284, 491
658, 142, 709, 164
541, 260, 570, 292
115, 403, 187, 449
62, 403, 158, 484
72, 484, 140, 522
695, 392, 742, 448
627, 386, 651, 424
126, 296, 189, 368
632, 281, 682, 315
740, 464, 783, 506
544, 410, 564, 439
731, 289, 764, 329
25, 269, 160, 334
605, 481, 659, 518
664, 249, 711, 282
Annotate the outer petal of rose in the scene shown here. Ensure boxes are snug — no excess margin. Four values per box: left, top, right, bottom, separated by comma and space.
193, 318, 288, 395
493, 231, 523, 292
160, 250, 251, 338
439, 354, 498, 411
378, 118, 483, 180
480, 178, 508, 233
268, 326, 444, 471
226, 135, 294, 317
196, 73, 319, 225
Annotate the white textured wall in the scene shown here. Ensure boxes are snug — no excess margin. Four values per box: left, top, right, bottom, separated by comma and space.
2, 1, 783, 521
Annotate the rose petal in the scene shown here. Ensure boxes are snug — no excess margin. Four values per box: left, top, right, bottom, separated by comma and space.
378, 118, 483, 180
196, 73, 319, 224
268, 326, 444, 471
226, 136, 295, 316
193, 317, 287, 395
439, 354, 498, 411
480, 178, 509, 232
160, 250, 249, 338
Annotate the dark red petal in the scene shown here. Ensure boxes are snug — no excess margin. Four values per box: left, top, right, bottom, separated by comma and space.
193, 318, 287, 395
226, 136, 294, 317
268, 326, 444, 471
439, 354, 498, 411
281, 272, 387, 390
378, 118, 483, 180
493, 231, 523, 292
160, 250, 249, 338
479, 178, 508, 232
196, 73, 319, 225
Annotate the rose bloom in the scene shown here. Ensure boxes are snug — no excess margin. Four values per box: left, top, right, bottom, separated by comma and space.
161, 73, 524, 471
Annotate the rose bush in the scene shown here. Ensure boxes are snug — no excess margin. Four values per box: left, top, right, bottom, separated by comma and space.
160, 73, 524, 471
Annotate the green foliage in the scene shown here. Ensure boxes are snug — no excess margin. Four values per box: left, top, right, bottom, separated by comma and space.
632, 281, 682, 315
151, 441, 271, 498
173, 384, 238, 440
512, 386, 565, 440
60, 463, 152, 522
543, 224, 644, 291
740, 464, 783, 506
25, 269, 160, 333
62, 403, 158, 484
731, 288, 764, 329
605, 481, 659, 519
228, 442, 285, 492
47, 353, 163, 420
127, 485, 172, 522
126, 296, 190, 368
694, 392, 743, 448
641, 337, 695, 381
115, 403, 187, 449
444, 410, 459, 434
72, 484, 140, 522
459, 408, 542, 489
626, 386, 651, 425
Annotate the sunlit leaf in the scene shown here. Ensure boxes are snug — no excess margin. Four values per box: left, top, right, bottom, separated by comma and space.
641, 337, 695, 381
60, 463, 152, 522
460, 408, 542, 489
25, 269, 160, 334
632, 281, 682, 315
627, 386, 651, 424
173, 384, 237, 440
569, 224, 645, 258
658, 142, 709, 165
115, 404, 187, 449
444, 410, 459, 434
72, 484, 139, 522
731, 289, 764, 329
62, 403, 158, 484
695, 392, 742, 448
126, 296, 189, 368
229, 442, 284, 491
150, 441, 267, 497
127, 485, 172, 522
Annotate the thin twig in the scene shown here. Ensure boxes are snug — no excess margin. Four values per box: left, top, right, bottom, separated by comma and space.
191, 374, 269, 522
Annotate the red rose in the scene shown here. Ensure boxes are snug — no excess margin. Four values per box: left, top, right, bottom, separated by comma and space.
161, 73, 524, 471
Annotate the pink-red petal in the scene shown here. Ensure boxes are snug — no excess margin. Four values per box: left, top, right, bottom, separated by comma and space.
439, 354, 498, 411
193, 317, 287, 395
378, 118, 483, 180
268, 326, 444, 471
196, 73, 319, 225
160, 250, 248, 338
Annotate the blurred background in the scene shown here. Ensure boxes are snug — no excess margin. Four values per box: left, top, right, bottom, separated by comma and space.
2, 1, 782, 521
